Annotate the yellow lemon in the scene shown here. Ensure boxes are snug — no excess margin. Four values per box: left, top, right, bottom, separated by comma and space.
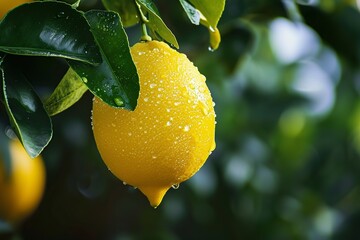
92, 41, 216, 207
0, 139, 46, 223
0, 0, 32, 19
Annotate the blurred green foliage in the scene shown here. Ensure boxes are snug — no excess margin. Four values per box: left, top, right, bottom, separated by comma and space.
2, 0, 360, 239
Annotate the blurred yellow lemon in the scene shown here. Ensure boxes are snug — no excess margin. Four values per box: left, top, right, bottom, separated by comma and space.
0, 139, 46, 223
0, 0, 32, 19
92, 41, 216, 207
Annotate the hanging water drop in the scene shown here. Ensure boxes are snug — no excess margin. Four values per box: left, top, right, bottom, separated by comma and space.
172, 183, 180, 189
183, 125, 190, 132
114, 98, 124, 107
202, 107, 209, 116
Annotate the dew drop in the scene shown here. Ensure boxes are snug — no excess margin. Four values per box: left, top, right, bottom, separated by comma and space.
114, 98, 124, 107
166, 108, 171, 113
202, 107, 209, 115
144, 97, 149, 102
138, 51, 145, 55
82, 77, 88, 83
208, 46, 215, 52
152, 155, 157, 159
150, 83, 157, 89
183, 125, 190, 132
128, 132, 132, 136
174, 102, 181, 106
172, 183, 180, 189
166, 121, 172, 126
123, 182, 127, 185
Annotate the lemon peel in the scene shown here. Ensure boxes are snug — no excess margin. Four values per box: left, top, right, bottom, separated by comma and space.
92, 41, 216, 207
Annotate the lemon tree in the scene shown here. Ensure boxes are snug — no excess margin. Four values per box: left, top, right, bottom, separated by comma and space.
0, 0, 225, 207
0, 139, 45, 224
93, 41, 216, 207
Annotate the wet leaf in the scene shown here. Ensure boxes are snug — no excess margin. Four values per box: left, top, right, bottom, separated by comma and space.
1, 56, 52, 158
68, 10, 139, 110
0, 1, 101, 64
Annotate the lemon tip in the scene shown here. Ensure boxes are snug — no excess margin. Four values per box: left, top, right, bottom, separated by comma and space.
138, 185, 171, 208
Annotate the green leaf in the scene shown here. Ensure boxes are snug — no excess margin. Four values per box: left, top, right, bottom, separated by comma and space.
136, 0, 179, 49
68, 10, 139, 110
179, 0, 201, 25
188, 0, 226, 28
1, 57, 53, 158
102, 0, 139, 27
0, 1, 101, 64
44, 68, 88, 116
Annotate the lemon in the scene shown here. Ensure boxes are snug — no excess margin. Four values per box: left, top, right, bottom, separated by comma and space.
0, 0, 32, 19
92, 41, 216, 207
0, 139, 46, 223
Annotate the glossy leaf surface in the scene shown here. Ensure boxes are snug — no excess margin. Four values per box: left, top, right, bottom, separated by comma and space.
68, 10, 139, 110
0, 1, 101, 64
1, 57, 52, 158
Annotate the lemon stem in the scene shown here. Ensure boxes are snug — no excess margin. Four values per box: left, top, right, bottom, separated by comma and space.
141, 23, 152, 42
135, 0, 152, 42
